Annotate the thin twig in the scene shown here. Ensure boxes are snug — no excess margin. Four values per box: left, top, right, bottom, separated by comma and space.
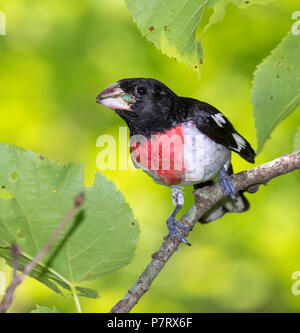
0, 192, 85, 314
110, 151, 300, 313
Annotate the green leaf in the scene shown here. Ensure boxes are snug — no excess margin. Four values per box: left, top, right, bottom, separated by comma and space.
251, 31, 300, 153
0, 144, 139, 297
125, 0, 273, 75
126, 0, 206, 74
295, 127, 300, 151
31, 305, 60, 313
204, 0, 274, 34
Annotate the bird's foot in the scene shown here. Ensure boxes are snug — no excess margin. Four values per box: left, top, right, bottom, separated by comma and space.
167, 217, 191, 246
218, 168, 236, 200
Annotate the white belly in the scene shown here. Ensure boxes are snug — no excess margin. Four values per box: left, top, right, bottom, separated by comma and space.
179, 123, 231, 185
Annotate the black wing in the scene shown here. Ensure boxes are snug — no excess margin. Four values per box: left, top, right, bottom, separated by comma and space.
181, 98, 256, 163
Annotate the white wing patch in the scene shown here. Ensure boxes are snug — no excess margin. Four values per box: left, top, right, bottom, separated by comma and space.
212, 113, 226, 127
232, 133, 247, 152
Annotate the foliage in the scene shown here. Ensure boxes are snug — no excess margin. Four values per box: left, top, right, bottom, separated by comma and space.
251, 31, 300, 153
0, 144, 139, 298
125, 0, 273, 76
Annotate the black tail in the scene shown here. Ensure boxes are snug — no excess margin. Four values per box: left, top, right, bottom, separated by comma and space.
232, 133, 256, 164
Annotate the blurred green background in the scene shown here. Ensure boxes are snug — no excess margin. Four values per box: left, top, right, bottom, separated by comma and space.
0, 0, 300, 313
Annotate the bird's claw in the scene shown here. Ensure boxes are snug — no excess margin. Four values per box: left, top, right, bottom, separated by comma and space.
218, 169, 236, 200
167, 217, 191, 246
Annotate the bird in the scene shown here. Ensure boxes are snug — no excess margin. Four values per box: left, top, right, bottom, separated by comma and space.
96, 78, 255, 246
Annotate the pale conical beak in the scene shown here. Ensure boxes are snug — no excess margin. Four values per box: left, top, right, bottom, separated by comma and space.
96, 82, 133, 111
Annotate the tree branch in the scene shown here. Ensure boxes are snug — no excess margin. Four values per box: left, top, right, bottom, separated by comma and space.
0, 192, 85, 314
109, 150, 300, 313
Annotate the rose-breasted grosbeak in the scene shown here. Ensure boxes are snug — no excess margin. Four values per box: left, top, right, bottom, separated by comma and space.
97, 78, 255, 245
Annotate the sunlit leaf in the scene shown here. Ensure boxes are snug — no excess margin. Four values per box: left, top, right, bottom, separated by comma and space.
125, 0, 273, 75
251, 31, 300, 153
0, 144, 139, 297
126, 0, 206, 74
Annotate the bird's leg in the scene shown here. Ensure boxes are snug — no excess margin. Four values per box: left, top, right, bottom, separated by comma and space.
167, 187, 191, 246
218, 167, 236, 200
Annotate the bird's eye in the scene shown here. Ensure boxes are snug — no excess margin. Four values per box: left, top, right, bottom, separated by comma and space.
135, 86, 148, 96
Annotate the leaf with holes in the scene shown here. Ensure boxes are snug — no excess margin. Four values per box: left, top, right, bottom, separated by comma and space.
0, 144, 139, 297
251, 31, 300, 153
125, 0, 273, 75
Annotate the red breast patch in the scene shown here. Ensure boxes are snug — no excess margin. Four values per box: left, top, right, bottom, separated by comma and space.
130, 125, 186, 185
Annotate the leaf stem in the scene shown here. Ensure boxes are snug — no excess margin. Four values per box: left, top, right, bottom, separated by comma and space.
70, 284, 82, 313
